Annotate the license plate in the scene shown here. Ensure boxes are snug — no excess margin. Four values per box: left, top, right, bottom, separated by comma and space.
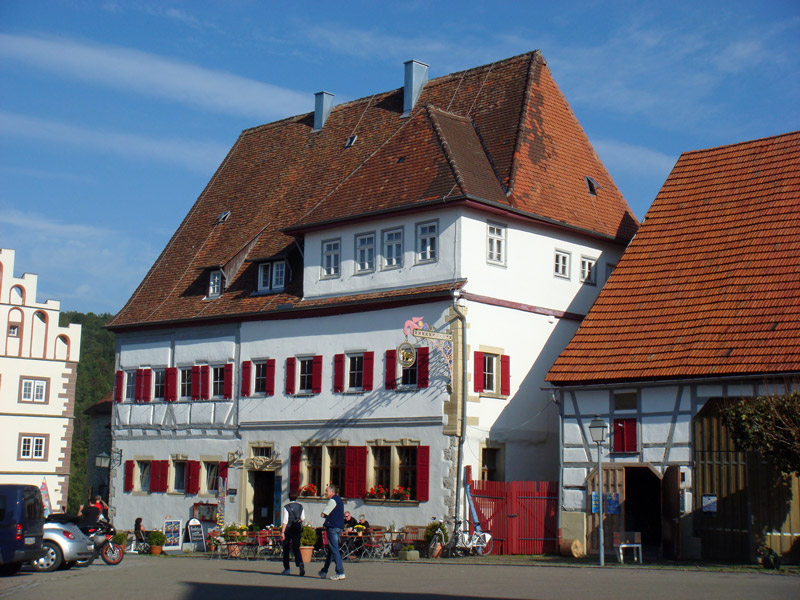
24, 537, 35, 545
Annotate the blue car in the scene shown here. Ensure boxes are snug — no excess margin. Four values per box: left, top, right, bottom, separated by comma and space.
0, 484, 45, 576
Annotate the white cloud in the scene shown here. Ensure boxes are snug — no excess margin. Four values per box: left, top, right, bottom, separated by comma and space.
0, 34, 309, 120
0, 111, 228, 171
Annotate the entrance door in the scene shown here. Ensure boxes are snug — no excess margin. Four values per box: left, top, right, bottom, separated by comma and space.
624, 466, 662, 547
252, 471, 275, 529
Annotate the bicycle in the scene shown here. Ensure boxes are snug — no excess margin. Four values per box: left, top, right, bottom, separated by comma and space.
451, 518, 493, 556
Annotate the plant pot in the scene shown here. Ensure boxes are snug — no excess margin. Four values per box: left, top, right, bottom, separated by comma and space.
150, 545, 163, 556
430, 543, 443, 558
300, 546, 314, 564
398, 550, 419, 561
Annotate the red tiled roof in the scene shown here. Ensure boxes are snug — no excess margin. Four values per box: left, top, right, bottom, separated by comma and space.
547, 131, 800, 384
109, 51, 637, 329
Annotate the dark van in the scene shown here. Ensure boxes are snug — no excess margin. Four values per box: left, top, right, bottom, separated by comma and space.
0, 484, 45, 576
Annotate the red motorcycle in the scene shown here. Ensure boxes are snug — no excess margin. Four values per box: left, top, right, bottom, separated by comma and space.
77, 519, 124, 566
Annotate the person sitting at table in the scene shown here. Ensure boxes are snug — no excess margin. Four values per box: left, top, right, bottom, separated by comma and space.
357, 514, 370, 530
343, 511, 358, 532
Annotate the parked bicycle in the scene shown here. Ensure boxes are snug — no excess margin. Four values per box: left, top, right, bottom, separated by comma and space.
451, 518, 493, 556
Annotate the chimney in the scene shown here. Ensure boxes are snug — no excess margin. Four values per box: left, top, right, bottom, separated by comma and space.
314, 91, 334, 131
403, 60, 428, 117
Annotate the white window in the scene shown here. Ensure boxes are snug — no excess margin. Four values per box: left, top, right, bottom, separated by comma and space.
173, 460, 187, 493
21, 379, 47, 403
153, 369, 165, 400
416, 221, 438, 263
321, 239, 341, 278
298, 357, 314, 393
554, 250, 570, 279
254, 361, 268, 395
138, 460, 151, 491
125, 371, 136, 401
348, 353, 364, 391
382, 228, 403, 269
180, 368, 192, 399
8, 324, 19, 337
205, 462, 220, 493
580, 256, 597, 285
258, 261, 287, 292
355, 233, 376, 273
487, 223, 506, 265
19, 435, 46, 460
211, 365, 225, 398
483, 354, 497, 392
208, 270, 222, 298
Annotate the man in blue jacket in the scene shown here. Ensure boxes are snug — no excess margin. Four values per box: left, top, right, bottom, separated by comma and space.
318, 484, 345, 580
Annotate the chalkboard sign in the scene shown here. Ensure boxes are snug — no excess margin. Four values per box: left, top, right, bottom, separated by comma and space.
187, 518, 206, 552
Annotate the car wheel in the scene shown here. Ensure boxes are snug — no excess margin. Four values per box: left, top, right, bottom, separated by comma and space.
31, 541, 63, 572
59, 560, 76, 570
0, 562, 23, 576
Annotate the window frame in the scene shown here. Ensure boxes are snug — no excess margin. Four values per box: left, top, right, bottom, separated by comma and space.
208, 270, 223, 298
347, 352, 365, 391
138, 460, 152, 492
8, 323, 20, 337
253, 360, 268, 395
204, 462, 220, 494
173, 459, 187, 493
580, 256, 597, 285
483, 354, 497, 393
554, 249, 571, 279
152, 369, 166, 401
257, 260, 288, 293
179, 367, 192, 400
211, 365, 226, 399
18, 433, 48, 461
415, 220, 438, 264
354, 232, 376, 274
381, 227, 403, 270
125, 370, 136, 402
321, 238, 341, 279
19, 377, 49, 404
297, 356, 315, 394
486, 222, 507, 266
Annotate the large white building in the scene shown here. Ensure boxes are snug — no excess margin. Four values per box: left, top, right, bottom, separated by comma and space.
107, 52, 638, 539
0, 248, 82, 510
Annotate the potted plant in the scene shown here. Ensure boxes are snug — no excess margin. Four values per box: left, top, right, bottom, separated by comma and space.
299, 525, 317, 564
147, 530, 167, 555
365, 484, 388, 500
111, 531, 129, 551
398, 544, 419, 561
299, 483, 318, 497
391, 486, 411, 501
424, 521, 447, 558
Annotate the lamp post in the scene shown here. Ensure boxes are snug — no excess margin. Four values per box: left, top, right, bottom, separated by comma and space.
589, 417, 608, 566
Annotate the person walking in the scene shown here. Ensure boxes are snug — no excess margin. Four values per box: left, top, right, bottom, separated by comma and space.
280, 491, 306, 576
318, 484, 345, 580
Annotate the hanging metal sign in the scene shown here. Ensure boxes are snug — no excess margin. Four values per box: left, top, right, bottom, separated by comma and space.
402, 316, 454, 383
397, 342, 416, 367
413, 329, 453, 341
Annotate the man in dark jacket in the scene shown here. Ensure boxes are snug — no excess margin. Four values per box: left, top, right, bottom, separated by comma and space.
318, 484, 345, 580
280, 491, 306, 576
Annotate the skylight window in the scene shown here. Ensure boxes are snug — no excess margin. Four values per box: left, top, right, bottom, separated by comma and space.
345, 135, 357, 148
585, 177, 598, 196
216, 210, 231, 224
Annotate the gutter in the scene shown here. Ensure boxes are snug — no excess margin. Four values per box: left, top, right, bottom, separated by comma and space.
450, 292, 469, 524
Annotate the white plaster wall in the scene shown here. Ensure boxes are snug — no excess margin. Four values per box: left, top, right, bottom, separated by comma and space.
119, 336, 173, 369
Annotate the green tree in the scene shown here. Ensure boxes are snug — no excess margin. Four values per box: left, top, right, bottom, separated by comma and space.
58, 311, 116, 513
721, 392, 800, 477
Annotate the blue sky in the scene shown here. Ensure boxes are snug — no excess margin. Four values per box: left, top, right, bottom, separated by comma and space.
1, 1, 799, 315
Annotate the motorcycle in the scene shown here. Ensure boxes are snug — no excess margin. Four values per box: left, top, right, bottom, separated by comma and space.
77, 519, 124, 566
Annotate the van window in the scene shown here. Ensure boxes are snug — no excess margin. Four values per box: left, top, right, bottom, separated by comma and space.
0, 496, 6, 521
23, 489, 43, 520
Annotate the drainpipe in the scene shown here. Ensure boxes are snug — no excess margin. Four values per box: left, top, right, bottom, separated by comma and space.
451, 291, 468, 524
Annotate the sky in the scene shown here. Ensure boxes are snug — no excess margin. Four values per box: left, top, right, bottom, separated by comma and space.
1, 1, 799, 315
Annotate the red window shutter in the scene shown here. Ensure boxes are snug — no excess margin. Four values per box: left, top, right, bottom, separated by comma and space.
312, 355, 323, 394
265, 359, 275, 396
286, 357, 296, 395
114, 370, 124, 403
417, 346, 429, 389
333, 353, 345, 393
474, 351, 485, 393
187, 460, 201, 494
165, 367, 178, 402
289, 446, 301, 494
200, 365, 210, 400
500, 355, 511, 396
218, 461, 228, 485
241, 361, 252, 397
150, 460, 167, 493
416, 446, 430, 501
363, 352, 374, 391
223, 363, 234, 399
123, 460, 134, 492
142, 369, 153, 403
134, 368, 144, 402
385, 349, 397, 390
191, 365, 201, 400
344, 446, 367, 499
624, 419, 637, 452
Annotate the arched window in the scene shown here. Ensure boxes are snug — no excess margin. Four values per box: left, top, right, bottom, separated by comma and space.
55, 335, 71, 362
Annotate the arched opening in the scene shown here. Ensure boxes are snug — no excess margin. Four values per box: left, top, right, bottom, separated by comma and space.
55, 335, 71, 361
6, 307, 24, 356
31, 310, 49, 358
10, 285, 25, 305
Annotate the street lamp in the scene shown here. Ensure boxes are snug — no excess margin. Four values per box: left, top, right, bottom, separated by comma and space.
589, 417, 608, 566
95, 448, 123, 469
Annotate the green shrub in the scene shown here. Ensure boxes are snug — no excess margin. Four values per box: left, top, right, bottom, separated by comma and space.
424, 521, 448, 545
112, 532, 129, 546
147, 530, 167, 546
300, 525, 317, 546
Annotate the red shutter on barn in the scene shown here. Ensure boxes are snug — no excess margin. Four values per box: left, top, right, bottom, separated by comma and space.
417, 346, 429, 389
385, 349, 397, 390
223, 363, 234, 399
200, 365, 210, 400
151, 460, 168, 493
241, 361, 252, 397
363, 352, 374, 391
218, 461, 228, 485
474, 351, 484, 393
191, 365, 201, 400
142, 369, 153, 403
289, 446, 301, 494
333, 353, 345, 393
114, 370, 124, 403
187, 460, 201, 494
286, 357, 296, 395
625, 419, 637, 452
344, 446, 368, 499
265, 359, 275, 396
134, 368, 144, 402
311, 355, 323, 394
416, 446, 430, 501
123, 460, 134, 492
165, 367, 178, 402
500, 354, 510, 396
613, 419, 637, 453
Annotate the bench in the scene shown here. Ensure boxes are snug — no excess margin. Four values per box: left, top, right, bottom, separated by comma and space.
613, 531, 642, 564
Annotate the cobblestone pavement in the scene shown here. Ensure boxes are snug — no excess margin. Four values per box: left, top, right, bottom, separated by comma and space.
1, 554, 797, 600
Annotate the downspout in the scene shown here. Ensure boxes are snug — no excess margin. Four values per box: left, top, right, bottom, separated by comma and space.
556, 389, 563, 553
451, 291, 468, 523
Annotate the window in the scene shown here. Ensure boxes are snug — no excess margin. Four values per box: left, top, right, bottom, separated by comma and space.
585, 176, 598, 196
613, 391, 638, 411
138, 461, 151, 491
613, 418, 637, 453
205, 462, 220, 493
355, 233, 375, 273
254, 361, 268, 394
474, 351, 510, 396
487, 223, 506, 265
397, 446, 418, 496
416, 221, 438, 263
19, 435, 47, 460
321, 239, 341, 278
373, 447, 391, 490
20, 378, 47, 403
382, 228, 403, 269
211, 366, 225, 398
208, 270, 222, 298
328, 447, 346, 492
554, 250, 570, 279
580, 256, 597, 285
348, 354, 364, 390
125, 371, 136, 401
298, 357, 314, 393
173, 460, 187, 493
483, 354, 496, 392
481, 448, 499, 481
180, 368, 192, 399
306, 447, 322, 493
385, 347, 428, 390
153, 369, 166, 401
8, 324, 19, 337
258, 261, 287, 292
252, 446, 272, 458
401, 360, 417, 387
605, 263, 616, 281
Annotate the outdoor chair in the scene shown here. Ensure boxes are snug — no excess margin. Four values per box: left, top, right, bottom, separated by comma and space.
613, 531, 643, 564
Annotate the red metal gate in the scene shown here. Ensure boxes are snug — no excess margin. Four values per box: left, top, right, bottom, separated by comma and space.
469, 479, 558, 555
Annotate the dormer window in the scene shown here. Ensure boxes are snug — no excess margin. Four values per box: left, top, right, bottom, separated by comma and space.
585, 177, 598, 196
257, 260, 287, 293
208, 270, 223, 298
